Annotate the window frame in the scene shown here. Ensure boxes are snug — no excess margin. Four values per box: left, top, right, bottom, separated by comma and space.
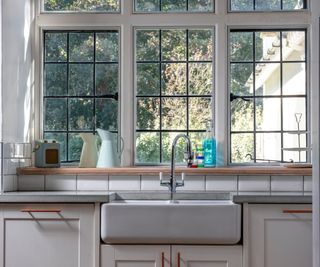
34, 0, 312, 166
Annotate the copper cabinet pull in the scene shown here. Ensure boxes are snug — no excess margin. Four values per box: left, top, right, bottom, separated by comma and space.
177, 252, 181, 267
161, 252, 165, 267
21, 209, 61, 213
283, 209, 312, 214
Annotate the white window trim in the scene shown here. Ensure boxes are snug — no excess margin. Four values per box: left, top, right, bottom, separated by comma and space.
34, 0, 312, 166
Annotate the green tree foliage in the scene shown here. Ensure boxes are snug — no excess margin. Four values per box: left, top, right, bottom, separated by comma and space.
44, 0, 119, 12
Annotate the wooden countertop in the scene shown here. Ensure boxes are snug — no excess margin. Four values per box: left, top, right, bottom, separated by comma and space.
17, 166, 312, 176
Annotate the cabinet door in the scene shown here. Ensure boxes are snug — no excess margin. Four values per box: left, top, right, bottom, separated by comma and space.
101, 245, 170, 267
0, 204, 95, 267
172, 245, 242, 267
245, 204, 312, 267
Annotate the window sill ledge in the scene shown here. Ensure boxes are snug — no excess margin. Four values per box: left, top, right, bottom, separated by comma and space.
17, 166, 312, 176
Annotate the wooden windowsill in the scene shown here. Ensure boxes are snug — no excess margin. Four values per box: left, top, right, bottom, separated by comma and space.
17, 166, 312, 176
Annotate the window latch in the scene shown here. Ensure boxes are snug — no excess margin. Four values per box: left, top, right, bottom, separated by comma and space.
230, 93, 251, 102
99, 92, 119, 101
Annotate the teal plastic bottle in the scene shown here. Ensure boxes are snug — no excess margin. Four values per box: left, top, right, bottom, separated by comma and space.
203, 124, 216, 167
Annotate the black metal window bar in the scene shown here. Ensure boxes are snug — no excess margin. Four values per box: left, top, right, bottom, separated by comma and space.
229, 29, 308, 164
43, 30, 119, 163
135, 28, 214, 164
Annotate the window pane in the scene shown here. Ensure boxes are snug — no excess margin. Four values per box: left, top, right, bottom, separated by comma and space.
161, 63, 187, 95
44, 133, 67, 162
69, 33, 94, 62
230, 63, 253, 96
136, 30, 160, 61
162, 132, 185, 163
255, 63, 281, 96
96, 32, 119, 62
43, 0, 120, 12
231, 100, 254, 131
189, 63, 213, 95
188, 29, 213, 61
256, 98, 281, 131
283, 98, 306, 131
135, 0, 160, 12
68, 133, 83, 162
282, 31, 305, 61
137, 63, 160, 96
44, 99, 67, 131
230, 32, 253, 62
95, 64, 118, 95
231, 133, 254, 163
69, 99, 94, 130
45, 33, 67, 62
188, 0, 213, 11
162, 98, 187, 130
96, 99, 118, 131
69, 64, 94, 96
255, 32, 280, 62
137, 98, 160, 130
283, 63, 306, 95
189, 97, 212, 130
256, 133, 282, 162
162, 30, 186, 61
230, 0, 305, 11
136, 132, 160, 163
162, 0, 186, 11
44, 64, 67, 96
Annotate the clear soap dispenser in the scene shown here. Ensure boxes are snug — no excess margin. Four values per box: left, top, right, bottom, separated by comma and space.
203, 121, 216, 167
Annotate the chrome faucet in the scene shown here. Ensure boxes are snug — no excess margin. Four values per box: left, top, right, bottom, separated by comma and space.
160, 134, 192, 193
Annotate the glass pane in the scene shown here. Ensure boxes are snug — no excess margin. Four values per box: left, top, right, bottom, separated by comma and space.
69, 99, 94, 130
44, 99, 67, 131
96, 99, 118, 131
255, 32, 280, 62
255, 0, 281, 10
69, 33, 94, 62
162, 132, 185, 163
283, 98, 306, 131
230, 0, 253, 11
256, 133, 281, 162
162, 0, 187, 12
283, 133, 307, 162
189, 132, 207, 151
231, 100, 254, 131
230, 63, 253, 96
282, 31, 305, 61
231, 133, 254, 163
68, 133, 83, 162
69, 64, 94, 96
161, 63, 187, 95
137, 63, 160, 96
44, 0, 120, 12
283, 0, 305, 10
135, 0, 160, 11
189, 63, 213, 95
188, 0, 213, 11
162, 98, 187, 130
44, 64, 67, 96
136, 30, 159, 61
283, 63, 306, 95
255, 63, 281, 96
96, 32, 119, 62
95, 64, 118, 95
136, 132, 160, 163
45, 32, 67, 62
256, 98, 281, 131
137, 98, 160, 130
230, 32, 253, 62
188, 29, 213, 61
283, 150, 307, 163
161, 30, 186, 61
44, 132, 67, 162
189, 97, 212, 130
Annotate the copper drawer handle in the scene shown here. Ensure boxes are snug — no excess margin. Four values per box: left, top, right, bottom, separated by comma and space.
21, 209, 61, 213
161, 252, 165, 267
283, 209, 312, 214
177, 252, 181, 267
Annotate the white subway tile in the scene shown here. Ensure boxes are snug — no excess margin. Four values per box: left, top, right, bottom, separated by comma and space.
3, 159, 19, 175
3, 143, 15, 159
237, 191, 270, 196
109, 176, 141, 191
14, 143, 24, 158
3, 175, 18, 192
19, 159, 32, 168
206, 176, 238, 191
304, 176, 312, 192
45, 175, 77, 191
77, 175, 108, 191
176, 175, 205, 191
24, 143, 32, 158
239, 176, 270, 192
270, 191, 304, 196
271, 176, 303, 192
141, 175, 167, 191
18, 175, 45, 191
304, 191, 312, 196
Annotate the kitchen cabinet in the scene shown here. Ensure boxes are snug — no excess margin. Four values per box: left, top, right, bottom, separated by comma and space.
101, 245, 242, 267
244, 204, 312, 267
0, 204, 95, 267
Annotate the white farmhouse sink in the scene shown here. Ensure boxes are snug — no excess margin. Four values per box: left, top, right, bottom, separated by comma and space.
101, 199, 241, 244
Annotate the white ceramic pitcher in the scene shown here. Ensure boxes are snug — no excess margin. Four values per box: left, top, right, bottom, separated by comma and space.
96, 129, 124, 168
79, 133, 98, 168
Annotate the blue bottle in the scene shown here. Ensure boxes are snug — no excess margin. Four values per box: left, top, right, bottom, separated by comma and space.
203, 123, 216, 167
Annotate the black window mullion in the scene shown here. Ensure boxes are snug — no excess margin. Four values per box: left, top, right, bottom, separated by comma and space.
159, 29, 163, 163
93, 33, 97, 134
280, 31, 284, 162
66, 32, 70, 162
252, 32, 257, 163
186, 30, 190, 137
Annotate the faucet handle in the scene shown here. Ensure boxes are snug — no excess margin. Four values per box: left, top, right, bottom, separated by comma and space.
176, 173, 185, 188
159, 172, 170, 186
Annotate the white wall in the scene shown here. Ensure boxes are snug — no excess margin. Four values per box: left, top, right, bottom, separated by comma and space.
2, 0, 33, 143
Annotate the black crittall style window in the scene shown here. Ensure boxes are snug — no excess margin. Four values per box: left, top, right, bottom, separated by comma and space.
135, 28, 214, 164
43, 30, 119, 162
229, 29, 307, 164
